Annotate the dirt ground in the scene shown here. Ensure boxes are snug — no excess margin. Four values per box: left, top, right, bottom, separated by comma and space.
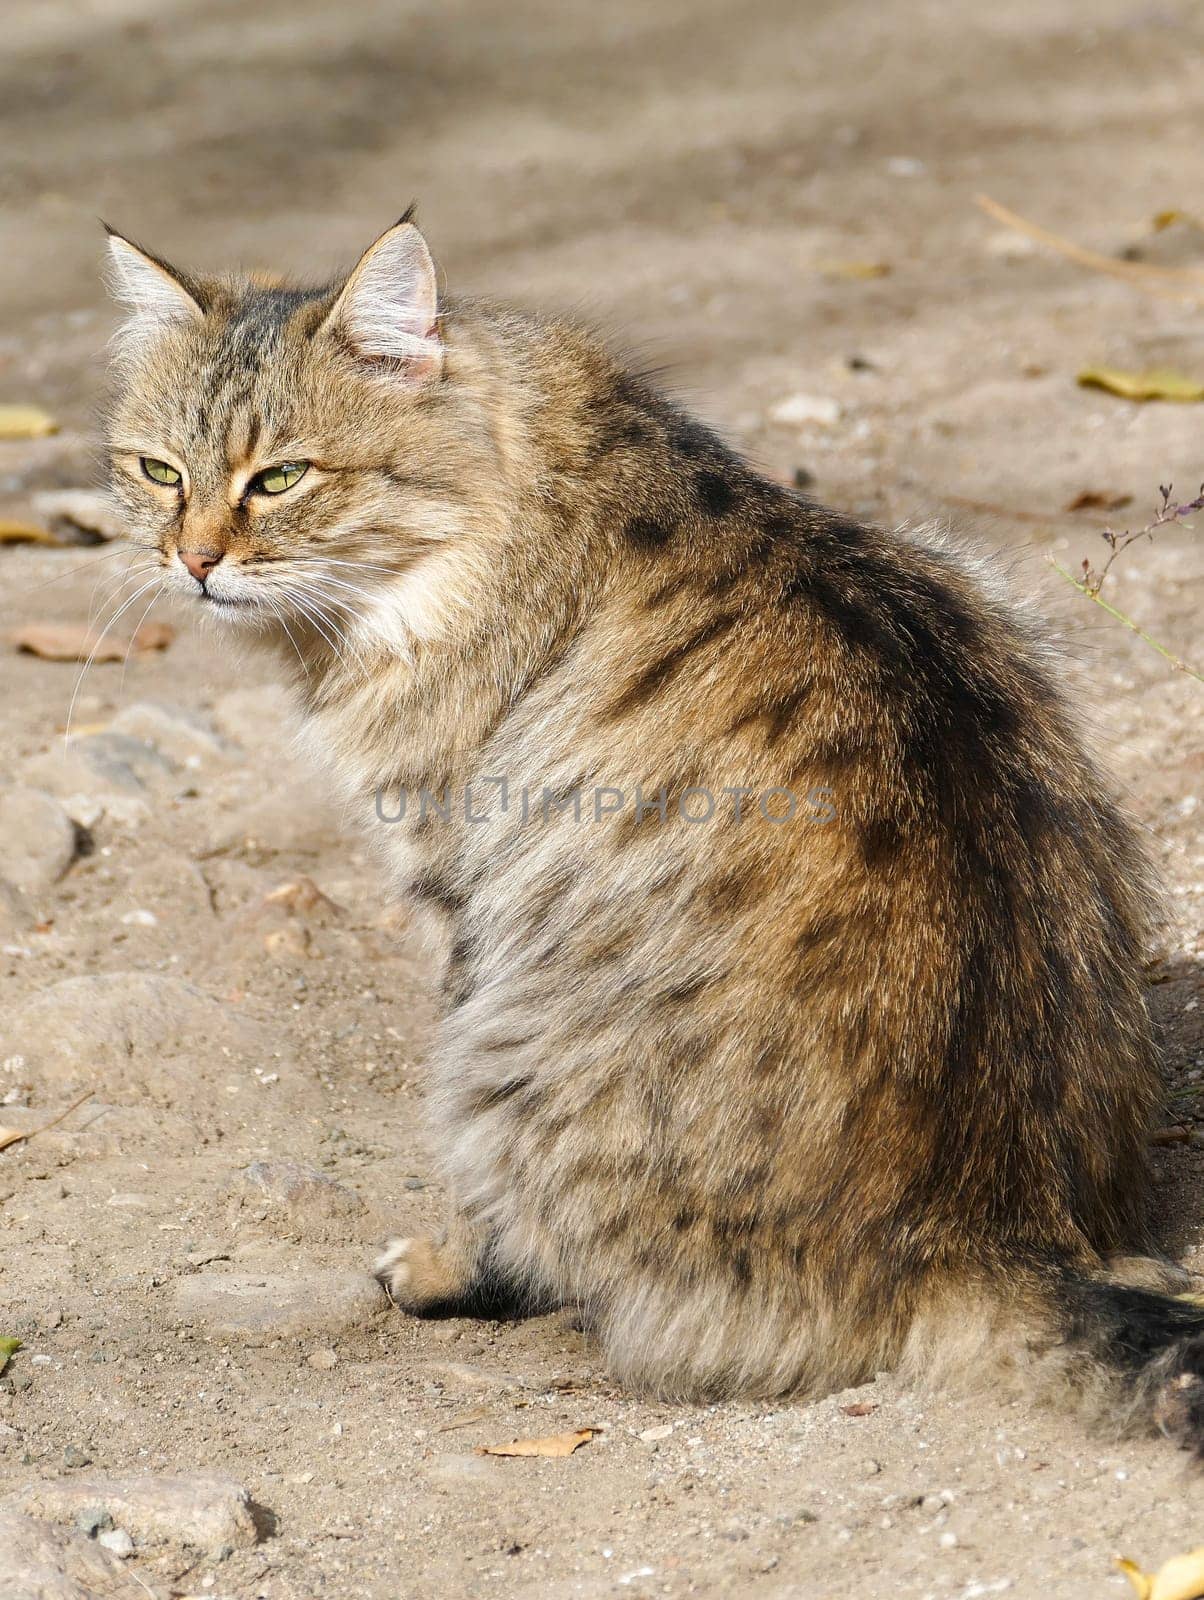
1, 1, 1202, 1596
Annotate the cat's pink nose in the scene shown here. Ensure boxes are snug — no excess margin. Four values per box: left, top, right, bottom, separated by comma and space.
179, 549, 222, 584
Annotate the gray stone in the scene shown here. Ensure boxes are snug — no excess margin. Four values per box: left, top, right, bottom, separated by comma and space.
0, 788, 78, 893
203, 788, 340, 860
0, 875, 33, 936
0, 972, 291, 1099
422, 1453, 508, 1491
23, 731, 175, 799
4, 1472, 259, 1554
73, 1507, 112, 1538
173, 1270, 388, 1340
237, 1159, 364, 1224
109, 701, 237, 769
0, 1510, 146, 1599
32, 489, 129, 544
210, 684, 298, 750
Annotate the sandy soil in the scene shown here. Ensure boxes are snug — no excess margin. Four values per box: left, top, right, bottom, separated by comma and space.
0, 1, 1202, 1596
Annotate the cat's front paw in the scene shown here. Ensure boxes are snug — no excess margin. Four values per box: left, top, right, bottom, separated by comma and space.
374, 1235, 464, 1313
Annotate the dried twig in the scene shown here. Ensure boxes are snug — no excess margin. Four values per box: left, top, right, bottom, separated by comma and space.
0, 1089, 94, 1153
1049, 558, 1202, 683
975, 193, 1204, 305
1048, 483, 1203, 682
1086, 483, 1204, 598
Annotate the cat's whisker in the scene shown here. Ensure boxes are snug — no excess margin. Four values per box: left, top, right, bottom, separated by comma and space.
291, 576, 378, 627
297, 570, 380, 601
298, 594, 380, 683
20, 543, 157, 599
284, 566, 413, 665
298, 593, 376, 680
288, 563, 386, 609
118, 578, 167, 691
274, 570, 376, 637
89, 548, 161, 623
64, 571, 166, 745
301, 557, 405, 578
277, 584, 354, 668
262, 591, 311, 678
92, 559, 158, 620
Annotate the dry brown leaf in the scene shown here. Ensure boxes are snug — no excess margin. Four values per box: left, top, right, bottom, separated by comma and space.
839, 1401, 879, 1417
1077, 367, 1204, 403
1064, 490, 1133, 513
476, 1427, 600, 1458
13, 620, 174, 662
0, 1090, 93, 1154
0, 404, 58, 440
262, 877, 344, 916
0, 519, 60, 546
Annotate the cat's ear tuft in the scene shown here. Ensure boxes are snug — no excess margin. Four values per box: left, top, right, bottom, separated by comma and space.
104, 230, 204, 351
322, 221, 442, 381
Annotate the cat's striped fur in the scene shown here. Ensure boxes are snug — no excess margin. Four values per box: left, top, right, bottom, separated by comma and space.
102, 217, 1204, 1446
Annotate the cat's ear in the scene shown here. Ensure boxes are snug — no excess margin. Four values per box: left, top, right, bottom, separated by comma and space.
103, 229, 204, 345
321, 219, 442, 381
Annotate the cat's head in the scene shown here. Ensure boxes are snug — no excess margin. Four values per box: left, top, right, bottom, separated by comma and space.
102, 216, 481, 654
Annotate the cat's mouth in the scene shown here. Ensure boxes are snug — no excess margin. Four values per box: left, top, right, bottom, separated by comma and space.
198, 589, 252, 611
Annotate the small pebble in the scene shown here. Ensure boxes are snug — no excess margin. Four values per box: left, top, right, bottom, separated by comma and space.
307, 1348, 338, 1371
98, 1528, 134, 1558
63, 1445, 93, 1469
768, 393, 842, 428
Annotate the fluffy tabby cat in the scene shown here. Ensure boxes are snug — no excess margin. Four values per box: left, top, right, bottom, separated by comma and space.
102, 213, 1204, 1447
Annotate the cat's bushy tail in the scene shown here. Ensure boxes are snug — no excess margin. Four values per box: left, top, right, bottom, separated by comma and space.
1055, 1275, 1204, 1450
910, 1261, 1204, 1454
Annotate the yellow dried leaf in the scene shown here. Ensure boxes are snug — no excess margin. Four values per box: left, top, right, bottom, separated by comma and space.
1120, 1559, 1154, 1599
1118, 1549, 1204, 1600
0, 1337, 20, 1376
1152, 1550, 1204, 1600
1152, 209, 1204, 234
476, 1427, 600, 1458
0, 520, 60, 546
0, 1129, 24, 1153
818, 260, 891, 280
1077, 367, 1204, 402
0, 405, 59, 440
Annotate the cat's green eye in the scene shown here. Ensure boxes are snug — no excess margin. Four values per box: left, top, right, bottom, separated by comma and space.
141, 457, 182, 487
251, 462, 309, 496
